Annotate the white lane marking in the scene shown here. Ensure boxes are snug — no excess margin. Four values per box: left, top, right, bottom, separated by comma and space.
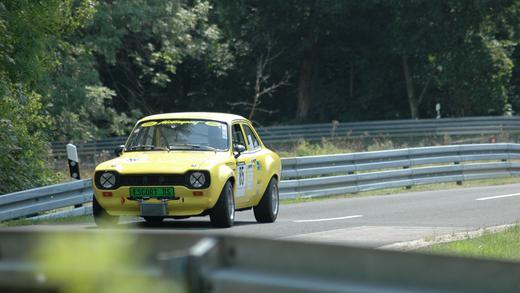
476, 193, 520, 201
293, 215, 363, 223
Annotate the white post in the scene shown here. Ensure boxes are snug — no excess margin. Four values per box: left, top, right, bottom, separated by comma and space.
67, 143, 82, 208
66, 143, 80, 180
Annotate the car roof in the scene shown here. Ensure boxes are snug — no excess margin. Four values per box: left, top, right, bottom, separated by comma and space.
138, 112, 248, 124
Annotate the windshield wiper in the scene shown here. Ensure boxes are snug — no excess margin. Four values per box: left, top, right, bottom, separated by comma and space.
169, 144, 217, 151
127, 145, 170, 151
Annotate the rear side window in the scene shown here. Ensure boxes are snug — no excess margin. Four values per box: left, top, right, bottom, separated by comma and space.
232, 124, 246, 146
242, 124, 260, 150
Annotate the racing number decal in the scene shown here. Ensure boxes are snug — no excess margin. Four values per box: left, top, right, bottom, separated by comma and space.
238, 165, 245, 186
236, 161, 255, 197
236, 162, 246, 197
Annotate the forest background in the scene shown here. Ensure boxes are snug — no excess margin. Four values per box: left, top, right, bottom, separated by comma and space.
2, 0, 520, 192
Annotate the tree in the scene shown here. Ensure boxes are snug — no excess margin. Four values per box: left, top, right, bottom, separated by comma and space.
85, 0, 233, 115
0, 0, 96, 192
388, 0, 518, 118
0, 81, 53, 194
227, 46, 291, 121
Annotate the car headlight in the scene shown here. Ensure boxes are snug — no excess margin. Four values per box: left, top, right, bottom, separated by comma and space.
188, 171, 207, 188
99, 172, 116, 189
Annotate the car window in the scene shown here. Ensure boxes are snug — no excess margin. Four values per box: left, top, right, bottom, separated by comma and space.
242, 124, 261, 150
128, 125, 153, 147
232, 124, 246, 147
127, 120, 229, 151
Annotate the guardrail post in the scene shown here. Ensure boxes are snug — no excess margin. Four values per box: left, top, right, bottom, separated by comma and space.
331, 120, 339, 139
160, 237, 219, 293
403, 165, 412, 189
348, 156, 355, 176
454, 161, 463, 185
350, 159, 358, 194
404, 149, 412, 189
505, 143, 513, 176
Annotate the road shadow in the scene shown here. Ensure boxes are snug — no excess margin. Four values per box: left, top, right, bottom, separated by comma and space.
86, 219, 257, 230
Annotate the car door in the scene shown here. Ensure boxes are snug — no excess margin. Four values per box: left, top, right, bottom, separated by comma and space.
241, 123, 262, 199
231, 123, 257, 206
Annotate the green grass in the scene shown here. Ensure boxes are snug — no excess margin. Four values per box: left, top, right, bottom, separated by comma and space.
1, 215, 93, 227
421, 225, 520, 261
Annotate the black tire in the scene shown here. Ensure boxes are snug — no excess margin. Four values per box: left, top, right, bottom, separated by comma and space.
210, 181, 235, 228
254, 177, 279, 223
93, 196, 119, 227
143, 216, 164, 224
172, 216, 191, 220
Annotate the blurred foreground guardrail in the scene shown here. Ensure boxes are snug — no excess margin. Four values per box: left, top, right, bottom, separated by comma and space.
2, 143, 520, 221
1, 229, 520, 292
50, 116, 520, 158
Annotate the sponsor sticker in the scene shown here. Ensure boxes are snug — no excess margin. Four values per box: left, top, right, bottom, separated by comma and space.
158, 120, 198, 125
205, 121, 221, 127
141, 121, 158, 127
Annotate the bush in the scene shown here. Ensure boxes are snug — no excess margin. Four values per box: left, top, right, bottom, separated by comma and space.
279, 138, 355, 157
0, 80, 54, 194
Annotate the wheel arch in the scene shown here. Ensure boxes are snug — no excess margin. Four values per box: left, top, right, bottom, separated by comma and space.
227, 175, 236, 186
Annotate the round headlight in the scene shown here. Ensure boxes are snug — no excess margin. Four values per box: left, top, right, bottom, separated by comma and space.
100, 172, 116, 189
189, 172, 206, 188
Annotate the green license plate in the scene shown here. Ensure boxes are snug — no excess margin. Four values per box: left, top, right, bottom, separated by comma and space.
129, 187, 174, 199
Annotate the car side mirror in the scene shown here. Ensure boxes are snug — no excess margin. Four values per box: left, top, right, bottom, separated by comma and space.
233, 144, 246, 158
114, 145, 125, 157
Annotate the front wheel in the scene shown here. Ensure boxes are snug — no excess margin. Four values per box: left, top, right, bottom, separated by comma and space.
93, 196, 119, 227
210, 181, 235, 228
254, 177, 279, 223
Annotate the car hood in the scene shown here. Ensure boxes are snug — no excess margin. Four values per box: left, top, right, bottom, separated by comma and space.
95, 151, 230, 174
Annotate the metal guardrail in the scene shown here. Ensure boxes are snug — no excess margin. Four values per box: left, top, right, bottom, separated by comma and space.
0, 180, 92, 221
279, 143, 520, 199
50, 116, 520, 158
2, 143, 520, 221
1, 230, 520, 292
259, 116, 520, 143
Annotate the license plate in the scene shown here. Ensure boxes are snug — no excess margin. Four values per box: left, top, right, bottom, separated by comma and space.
129, 187, 174, 199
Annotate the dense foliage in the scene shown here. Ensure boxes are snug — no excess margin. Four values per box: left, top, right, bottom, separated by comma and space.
0, 0, 93, 192
2, 0, 520, 192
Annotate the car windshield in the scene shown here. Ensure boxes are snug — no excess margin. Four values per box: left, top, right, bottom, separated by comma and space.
126, 120, 229, 151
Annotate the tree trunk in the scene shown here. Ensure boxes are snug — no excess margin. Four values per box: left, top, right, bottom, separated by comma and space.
349, 60, 354, 99
296, 51, 314, 121
248, 94, 259, 121
402, 55, 419, 119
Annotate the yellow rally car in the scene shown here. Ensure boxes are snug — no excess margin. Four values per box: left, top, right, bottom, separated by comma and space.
92, 112, 281, 228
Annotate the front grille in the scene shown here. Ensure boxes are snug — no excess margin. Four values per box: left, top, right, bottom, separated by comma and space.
119, 174, 185, 186
95, 171, 210, 189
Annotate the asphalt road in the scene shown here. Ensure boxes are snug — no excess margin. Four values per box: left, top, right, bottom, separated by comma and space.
11, 183, 520, 248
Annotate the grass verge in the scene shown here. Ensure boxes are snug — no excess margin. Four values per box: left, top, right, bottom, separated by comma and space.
1, 215, 93, 227
420, 225, 520, 261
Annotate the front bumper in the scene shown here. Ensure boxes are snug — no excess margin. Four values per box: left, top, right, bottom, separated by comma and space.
94, 185, 216, 217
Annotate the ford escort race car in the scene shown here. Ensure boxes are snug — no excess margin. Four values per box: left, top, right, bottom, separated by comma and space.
92, 112, 281, 228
